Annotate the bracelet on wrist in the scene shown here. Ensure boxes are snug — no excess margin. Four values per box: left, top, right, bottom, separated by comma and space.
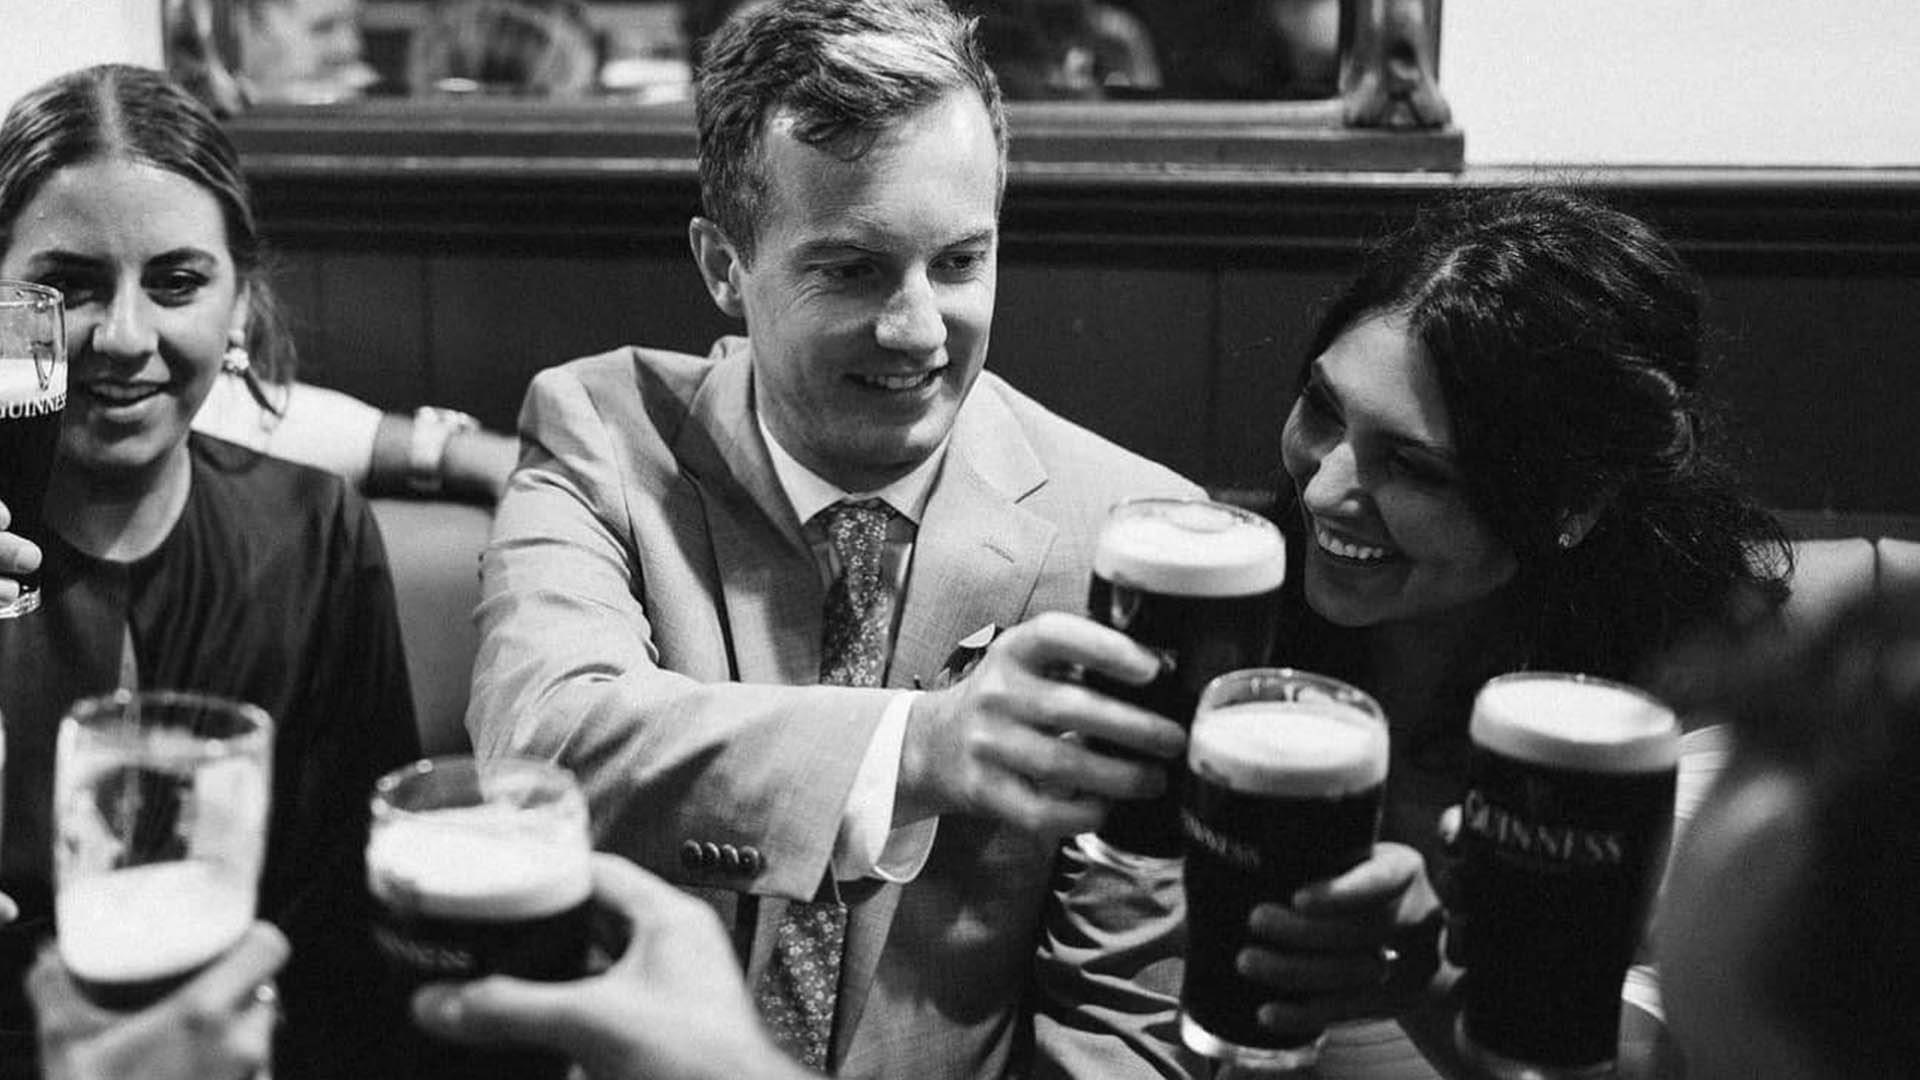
407, 406, 480, 494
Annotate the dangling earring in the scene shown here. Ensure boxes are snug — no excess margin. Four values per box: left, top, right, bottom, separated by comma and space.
222, 342, 252, 375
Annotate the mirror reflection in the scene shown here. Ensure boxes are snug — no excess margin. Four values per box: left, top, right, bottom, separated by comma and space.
203, 0, 1342, 107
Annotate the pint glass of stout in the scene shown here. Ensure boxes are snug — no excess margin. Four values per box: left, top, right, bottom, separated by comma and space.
1179, 668, 1388, 1071
0, 281, 66, 619
53, 691, 273, 1011
367, 755, 592, 1080
1454, 673, 1680, 1079
1089, 498, 1286, 856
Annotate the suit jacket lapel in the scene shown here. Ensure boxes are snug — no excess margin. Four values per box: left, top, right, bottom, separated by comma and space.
835, 378, 1057, 1059
890, 379, 1056, 689
675, 349, 824, 686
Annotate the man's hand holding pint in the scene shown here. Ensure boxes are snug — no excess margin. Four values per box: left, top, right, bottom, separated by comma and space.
896, 612, 1187, 837
412, 854, 810, 1080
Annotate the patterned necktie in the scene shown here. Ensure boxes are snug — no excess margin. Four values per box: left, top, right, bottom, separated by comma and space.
755, 499, 895, 1071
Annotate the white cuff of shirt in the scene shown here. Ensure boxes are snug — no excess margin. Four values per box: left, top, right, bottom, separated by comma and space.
833, 690, 938, 883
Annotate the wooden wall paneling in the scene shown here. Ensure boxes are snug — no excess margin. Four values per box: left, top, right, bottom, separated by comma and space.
1704, 273, 1920, 515
990, 259, 1216, 482
302, 250, 430, 410
264, 250, 324, 378
1212, 266, 1351, 501
239, 158, 1920, 524
422, 249, 735, 430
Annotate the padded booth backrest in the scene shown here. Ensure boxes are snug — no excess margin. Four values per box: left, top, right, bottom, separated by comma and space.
368, 498, 492, 755
1781, 537, 1879, 631
1880, 538, 1920, 594
358, 517, 1909, 759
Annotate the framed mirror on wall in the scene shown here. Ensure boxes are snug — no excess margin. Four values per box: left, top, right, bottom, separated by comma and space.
166, 0, 1460, 177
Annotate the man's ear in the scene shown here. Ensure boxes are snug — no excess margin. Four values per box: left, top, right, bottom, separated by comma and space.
688, 217, 747, 318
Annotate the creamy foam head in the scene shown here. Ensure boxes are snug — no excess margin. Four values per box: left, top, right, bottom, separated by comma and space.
1191, 700, 1388, 798
58, 861, 255, 983
0, 359, 65, 401
1095, 499, 1286, 598
1471, 673, 1680, 774
368, 805, 592, 920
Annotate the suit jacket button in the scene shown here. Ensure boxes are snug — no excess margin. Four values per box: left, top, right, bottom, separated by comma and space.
679, 840, 702, 870
719, 844, 742, 872
700, 841, 722, 868
739, 846, 762, 874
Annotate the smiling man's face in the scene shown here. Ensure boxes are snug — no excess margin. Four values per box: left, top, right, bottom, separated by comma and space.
716, 89, 1000, 492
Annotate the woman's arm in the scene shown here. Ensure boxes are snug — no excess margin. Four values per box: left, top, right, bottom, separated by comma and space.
369, 407, 519, 502
193, 373, 517, 501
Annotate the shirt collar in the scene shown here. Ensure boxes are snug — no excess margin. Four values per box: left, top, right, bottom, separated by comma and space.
757, 413, 945, 528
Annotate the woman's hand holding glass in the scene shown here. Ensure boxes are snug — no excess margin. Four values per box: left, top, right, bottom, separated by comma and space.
0, 496, 44, 605
1239, 841, 1447, 1034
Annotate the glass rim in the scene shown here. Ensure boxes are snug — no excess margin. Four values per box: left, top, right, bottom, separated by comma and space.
1476, 669, 1673, 714
0, 279, 62, 310
1105, 494, 1278, 529
1471, 670, 1680, 774
1198, 666, 1386, 722
371, 753, 581, 821
62, 688, 273, 751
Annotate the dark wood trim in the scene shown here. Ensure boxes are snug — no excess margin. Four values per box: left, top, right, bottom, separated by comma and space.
232, 101, 1917, 268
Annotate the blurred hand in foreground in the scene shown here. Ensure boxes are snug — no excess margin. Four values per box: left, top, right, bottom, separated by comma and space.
30, 922, 287, 1080
413, 852, 815, 1080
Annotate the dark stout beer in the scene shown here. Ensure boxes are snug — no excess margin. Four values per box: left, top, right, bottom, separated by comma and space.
1454, 674, 1679, 1079
58, 861, 253, 1011
1178, 672, 1387, 1071
0, 281, 66, 618
1088, 499, 1285, 855
368, 760, 592, 1080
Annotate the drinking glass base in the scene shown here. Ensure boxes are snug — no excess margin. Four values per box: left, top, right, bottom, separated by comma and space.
0, 588, 40, 618
1182, 1014, 1325, 1073
1455, 1016, 1617, 1079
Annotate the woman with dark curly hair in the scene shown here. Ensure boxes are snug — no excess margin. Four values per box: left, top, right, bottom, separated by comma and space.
1039, 188, 1792, 1078
1272, 186, 1791, 853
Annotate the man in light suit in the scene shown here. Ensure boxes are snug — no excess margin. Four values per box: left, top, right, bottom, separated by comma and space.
467, 1, 1200, 1076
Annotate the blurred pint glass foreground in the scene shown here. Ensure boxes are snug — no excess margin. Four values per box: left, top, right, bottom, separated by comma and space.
1454, 673, 1680, 1079
0, 281, 66, 618
54, 691, 273, 1010
1179, 668, 1387, 1071
368, 755, 591, 1080
1089, 498, 1285, 855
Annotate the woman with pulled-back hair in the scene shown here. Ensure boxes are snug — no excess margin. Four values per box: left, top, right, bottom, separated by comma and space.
0, 64, 420, 1079
1040, 188, 1791, 1077
1272, 189, 1789, 852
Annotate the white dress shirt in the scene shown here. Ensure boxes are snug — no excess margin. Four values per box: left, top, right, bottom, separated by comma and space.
759, 415, 943, 884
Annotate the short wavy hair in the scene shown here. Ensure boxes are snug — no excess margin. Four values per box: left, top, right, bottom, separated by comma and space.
694, 0, 1007, 264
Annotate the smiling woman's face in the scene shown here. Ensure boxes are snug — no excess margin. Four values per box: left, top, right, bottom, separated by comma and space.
1280, 313, 1517, 630
1, 157, 246, 480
